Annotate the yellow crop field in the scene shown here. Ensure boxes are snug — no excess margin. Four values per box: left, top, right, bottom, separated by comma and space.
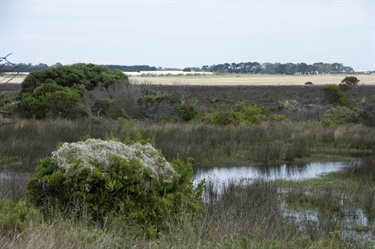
130, 74, 375, 86
0, 75, 27, 84
1, 73, 374, 86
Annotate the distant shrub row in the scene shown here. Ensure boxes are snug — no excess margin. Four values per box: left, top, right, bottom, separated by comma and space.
0, 65, 371, 126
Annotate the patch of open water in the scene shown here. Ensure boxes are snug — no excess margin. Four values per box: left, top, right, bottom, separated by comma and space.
193, 161, 375, 244
193, 162, 347, 185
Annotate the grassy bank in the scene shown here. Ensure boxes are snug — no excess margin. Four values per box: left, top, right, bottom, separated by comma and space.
1, 119, 374, 248
129, 74, 375, 86
0, 120, 374, 171
3, 74, 375, 86
1, 157, 375, 248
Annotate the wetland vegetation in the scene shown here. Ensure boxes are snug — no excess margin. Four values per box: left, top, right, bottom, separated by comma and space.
0, 64, 375, 248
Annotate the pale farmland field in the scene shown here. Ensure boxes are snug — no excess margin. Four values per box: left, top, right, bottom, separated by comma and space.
0, 74, 27, 84
1, 73, 375, 86
130, 74, 375, 86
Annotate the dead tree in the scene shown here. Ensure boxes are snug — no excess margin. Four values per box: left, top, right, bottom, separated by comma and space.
0, 53, 19, 126
0, 53, 20, 86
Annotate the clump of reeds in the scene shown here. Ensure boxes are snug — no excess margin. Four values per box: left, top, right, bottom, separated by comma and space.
0, 172, 31, 202
201, 179, 298, 244
352, 154, 375, 177
1, 120, 374, 172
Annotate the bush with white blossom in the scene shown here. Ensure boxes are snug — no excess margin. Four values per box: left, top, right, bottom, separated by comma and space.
27, 136, 204, 236
51, 138, 178, 183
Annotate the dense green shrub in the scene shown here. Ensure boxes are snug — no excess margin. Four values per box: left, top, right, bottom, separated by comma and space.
0, 93, 16, 111
19, 82, 81, 119
339, 76, 359, 90
202, 101, 268, 125
18, 64, 129, 119
229, 101, 268, 125
21, 63, 128, 94
176, 103, 198, 121
0, 200, 42, 237
26, 136, 204, 236
321, 106, 360, 125
201, 103, 232, 125
322, 84, 351, 107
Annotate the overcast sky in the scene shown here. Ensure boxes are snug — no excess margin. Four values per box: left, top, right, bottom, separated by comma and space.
1, 0, 374, 70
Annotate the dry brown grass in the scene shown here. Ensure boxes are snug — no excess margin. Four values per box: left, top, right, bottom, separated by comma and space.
2, 73, 374, 86
0, 75, 26, 84
130, 74, 375, 86
1, 120, 373, 173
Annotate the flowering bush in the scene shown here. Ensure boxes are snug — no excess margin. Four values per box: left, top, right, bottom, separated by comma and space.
321, 106, 360, 125
51, 139, 178, 183
27, 137, 204, 236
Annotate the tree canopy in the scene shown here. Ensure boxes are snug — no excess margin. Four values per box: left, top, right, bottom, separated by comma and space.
18, 63, 129, 119
2, 63, 157, 73
21, 63, 128, 94
201, 62, 354, 74
339, 76, 360, 89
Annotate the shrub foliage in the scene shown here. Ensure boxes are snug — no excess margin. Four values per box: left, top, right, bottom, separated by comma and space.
21, 63, 128, 94
27, 136, 204, 236
202, 101, 269, 125
18, 64, 129, 119
322, 84, 351, 107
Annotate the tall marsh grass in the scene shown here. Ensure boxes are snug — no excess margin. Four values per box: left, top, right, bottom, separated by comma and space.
2, 159, 375, 248
0, 120, 374, 171
0, 172, 31, 202
3, 179, 370, 248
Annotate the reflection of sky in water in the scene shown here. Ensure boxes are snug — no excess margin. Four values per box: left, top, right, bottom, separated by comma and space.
193, 162, 346, 184
0, 171, 31, 180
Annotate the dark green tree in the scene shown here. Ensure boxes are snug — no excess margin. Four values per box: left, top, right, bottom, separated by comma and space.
21, 63, 129, 94
19, 82, 81, 119
339, 76, 359, 89
27, 137, 204, 237
339, 76, 360, 107
1, 53, 19, 126
19, 63, 129, 119
322, 84, 351, 107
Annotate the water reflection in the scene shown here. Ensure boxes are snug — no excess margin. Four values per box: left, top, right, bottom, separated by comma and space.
193, 162, 346, 184
0, 171, 31, 180
0, 170, 32, 201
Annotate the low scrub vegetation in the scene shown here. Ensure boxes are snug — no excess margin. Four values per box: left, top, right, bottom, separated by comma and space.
27, 136, 204, 237
1, 66, 373, 127
0, 120, 374, 171
0, 66, 374, 248
2, 158, 375, 248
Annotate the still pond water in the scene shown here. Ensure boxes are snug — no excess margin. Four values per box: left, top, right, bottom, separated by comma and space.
193, 161, 347, 184
193, 161, 375, 243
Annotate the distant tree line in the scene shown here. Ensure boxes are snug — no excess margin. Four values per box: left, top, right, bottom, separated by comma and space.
0, 61, 360, 74
1, 62, 374, 126
105, 65, 157, 72
15, 63, 197, 122
1, 63, 50, 73
1, 63, 157, 73
201, 62, 355, 74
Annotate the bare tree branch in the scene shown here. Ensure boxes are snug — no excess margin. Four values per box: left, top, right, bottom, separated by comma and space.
0, 120, 15, 127
0, 53, 19, 126
0, 53, 20, 86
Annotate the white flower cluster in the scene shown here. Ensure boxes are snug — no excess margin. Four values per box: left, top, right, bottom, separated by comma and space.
51, 139, 178, 183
